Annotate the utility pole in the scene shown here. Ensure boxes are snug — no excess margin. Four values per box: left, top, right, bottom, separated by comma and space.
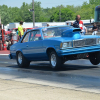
32, 0, 35, 27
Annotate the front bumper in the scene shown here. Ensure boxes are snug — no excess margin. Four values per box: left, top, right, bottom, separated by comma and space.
57, 45, 100, 56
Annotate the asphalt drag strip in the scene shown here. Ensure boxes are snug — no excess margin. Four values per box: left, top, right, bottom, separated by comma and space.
0, 55, 100, 94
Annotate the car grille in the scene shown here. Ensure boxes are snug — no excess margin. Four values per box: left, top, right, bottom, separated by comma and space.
73, 38, 96, 47
85, 38, 96, 46
73, 39, 85, 47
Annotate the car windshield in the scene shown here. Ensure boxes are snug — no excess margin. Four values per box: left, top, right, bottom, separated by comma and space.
42, 26, 71, 39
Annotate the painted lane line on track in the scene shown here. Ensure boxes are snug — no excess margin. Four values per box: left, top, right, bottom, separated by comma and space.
0, 61, 17, 65
0, 54, 9, 56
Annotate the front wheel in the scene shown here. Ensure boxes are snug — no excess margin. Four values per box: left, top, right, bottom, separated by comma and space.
16, 52, 30, 68
49, 51, 62, 69
89, 52, 100, 65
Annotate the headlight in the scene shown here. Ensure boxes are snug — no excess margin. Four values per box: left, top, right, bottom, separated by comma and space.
60, 42, 72, 49
97, 38, 100, 44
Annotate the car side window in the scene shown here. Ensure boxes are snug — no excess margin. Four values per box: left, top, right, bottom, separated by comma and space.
29, 30, 41, 41
22, 32, 30, 43
43, 28, 55, 39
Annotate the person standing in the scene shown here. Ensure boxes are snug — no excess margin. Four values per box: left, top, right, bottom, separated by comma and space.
18, 21, 24, 39
82, 25, 87, 35
70, 22, 73, 26
66, 23, 69, 26
92, 23, 98, 35
47, 24, 49, 27
73, 15, 83, 30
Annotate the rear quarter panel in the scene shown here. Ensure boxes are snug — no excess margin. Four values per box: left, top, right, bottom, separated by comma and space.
43, 39, 62, 58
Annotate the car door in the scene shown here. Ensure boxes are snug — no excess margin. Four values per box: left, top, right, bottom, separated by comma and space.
26, 30, 44, 61
19, 31, 30, 60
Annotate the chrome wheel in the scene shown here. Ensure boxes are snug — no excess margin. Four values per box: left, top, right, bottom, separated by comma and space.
17, 52, 30, 68
49, 51, 62, 69
18, 53, 22, 64
51, 54, 57, 68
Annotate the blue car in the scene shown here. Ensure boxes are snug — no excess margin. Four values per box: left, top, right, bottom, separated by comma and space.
9, 26, 100, 69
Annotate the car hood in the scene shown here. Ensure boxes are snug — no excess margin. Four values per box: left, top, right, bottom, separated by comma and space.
47, 35, 100, 43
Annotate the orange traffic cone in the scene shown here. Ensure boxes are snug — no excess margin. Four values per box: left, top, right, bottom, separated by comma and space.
3, 43, 7, 50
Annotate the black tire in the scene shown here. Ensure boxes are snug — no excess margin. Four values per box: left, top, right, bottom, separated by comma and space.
89, 52, 100, 65
16, 52, 30, 68
49, 51, 62, 69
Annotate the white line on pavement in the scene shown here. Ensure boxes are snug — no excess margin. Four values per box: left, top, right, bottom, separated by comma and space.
0, 54, 9, 55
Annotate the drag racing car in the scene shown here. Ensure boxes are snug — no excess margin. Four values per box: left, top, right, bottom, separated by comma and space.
9, 26, 100, 69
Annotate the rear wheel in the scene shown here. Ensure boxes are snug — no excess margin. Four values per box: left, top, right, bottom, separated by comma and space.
89, 52, 100, 65
49, 51, 62, 69
16, 52, 30, 68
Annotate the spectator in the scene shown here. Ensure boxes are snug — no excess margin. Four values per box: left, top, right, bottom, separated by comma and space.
92, 23, 98, 35
18, 21, 24, 39
73, 15, 83, 30
16, 30, 18, 35
66, 23, 69, 26
47, 24, 49, 27
70, 22, 73, 26
16, 30, 19, 41
82, 25, 87, 35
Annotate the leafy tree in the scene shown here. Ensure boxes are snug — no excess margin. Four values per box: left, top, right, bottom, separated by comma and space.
50, 8, 74, 22
0, 1, 99, 25
89, 0, 100, 5
10, 7, 21, 22
66, 5, 81, 13
20, 2, 32, 22
0, 5, 12, 25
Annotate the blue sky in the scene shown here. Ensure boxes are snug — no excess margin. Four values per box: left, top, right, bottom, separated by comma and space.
1, 0, 89, 8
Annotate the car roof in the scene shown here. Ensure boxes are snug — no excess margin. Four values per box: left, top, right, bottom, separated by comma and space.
31, 25, 70, 31
43, 25, 70, 29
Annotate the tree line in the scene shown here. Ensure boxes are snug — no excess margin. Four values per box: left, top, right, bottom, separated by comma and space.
0, 0, 99, 25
